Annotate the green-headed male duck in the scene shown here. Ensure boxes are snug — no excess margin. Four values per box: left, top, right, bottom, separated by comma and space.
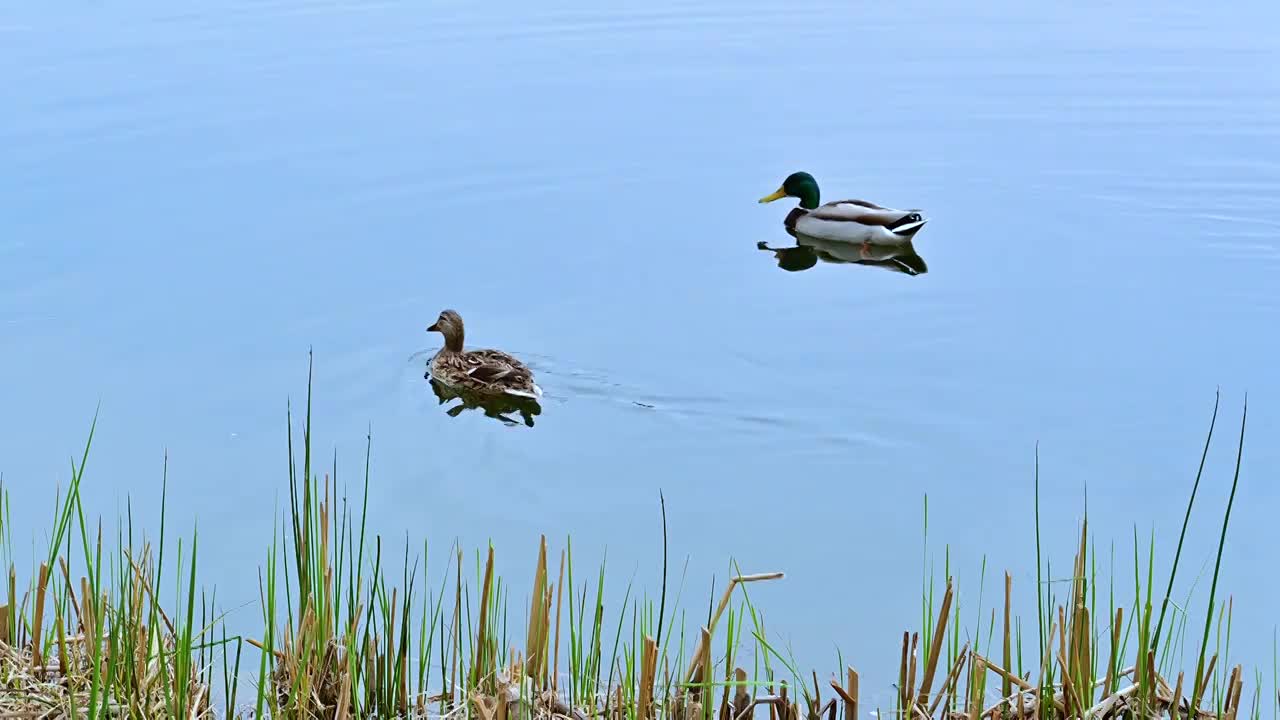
759, 171, 927, 246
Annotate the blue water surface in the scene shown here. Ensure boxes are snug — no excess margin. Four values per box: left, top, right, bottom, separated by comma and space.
3, 0, 1278, 705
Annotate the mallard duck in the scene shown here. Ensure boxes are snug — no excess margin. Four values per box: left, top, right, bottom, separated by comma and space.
425, 309, 542, 400
758, 171, 927, 246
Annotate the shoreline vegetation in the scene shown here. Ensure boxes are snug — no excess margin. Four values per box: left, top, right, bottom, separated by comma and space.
0, 364, 1270, 720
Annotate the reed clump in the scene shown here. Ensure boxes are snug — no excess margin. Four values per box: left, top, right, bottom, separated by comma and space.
0, 454, 216, 718
0, 368, 1269, 720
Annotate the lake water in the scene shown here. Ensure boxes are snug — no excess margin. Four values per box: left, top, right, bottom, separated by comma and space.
3, 0, 1278, 705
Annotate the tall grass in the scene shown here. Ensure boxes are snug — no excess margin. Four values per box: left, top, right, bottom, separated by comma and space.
0, 425, 240, 718
0, 367, 1270, 720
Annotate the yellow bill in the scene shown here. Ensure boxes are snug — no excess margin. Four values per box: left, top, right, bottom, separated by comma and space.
758, 187, 788, 203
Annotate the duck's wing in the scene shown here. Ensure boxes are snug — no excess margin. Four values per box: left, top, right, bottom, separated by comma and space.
809, 200, 916, 227
452, 350, 542, 398
460, 350, 531, 382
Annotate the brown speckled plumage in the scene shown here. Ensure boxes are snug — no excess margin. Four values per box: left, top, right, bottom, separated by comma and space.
426, 310, 542, 399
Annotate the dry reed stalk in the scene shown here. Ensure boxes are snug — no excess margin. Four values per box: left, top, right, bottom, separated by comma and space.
473, 546, 496, 689
79, 577, 95, 646
1225, 665, 1242, 720
1170, 671, 1185, 720
245, 636, 288, 661
915, 579, 954, 707
734, 697, 778, 720
1153, 668, 1175, 698
526, 536, 548, 684
1074, 520, 1087, 583
324, 565, 335, 643
1231, 668, 1245, 720
829, 668, 861, 720
54, 616, 67, 679
970, 654, 1032, 691
1035, 621, 1056, 720
134, 617, 148, 690
682, 572, 783, 684
1193, 653, 1217, 710
298, 604, 317, 662
898, 632, 910, 712
967, 655, 984, 720
471, 690, 499, 720
1056, 606, 1077, 717
1144, 649, 1158, 714
927, 645, 968, 719
808, 671, 821, 720
1085, 683, 1139, 718
638, 635, 658, 720
1056, 645, 1079, 719
980, 686, 1033, 719
731, 667, 750, 720
496, 680, 509, 720
692, 626, 712, 689
846, 668, 859, 720
905, 632, 919, 715
544, 587, 554, 648
718, 666, 735, 720
552, 548, 566, 694
538, 585, 553, 688
123, 548, 177, 636
1074, 606, 1091, 706
332, 650, 352, 720
296, 611, 317, 708
57, 558, 81, 633
1104, 607, 1122, 696
188, 684, 206, 720
29, 563, 48, 676
1056, 605, 1068, 662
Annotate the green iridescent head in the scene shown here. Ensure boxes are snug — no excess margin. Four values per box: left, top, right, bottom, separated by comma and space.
758, 171, 821, 210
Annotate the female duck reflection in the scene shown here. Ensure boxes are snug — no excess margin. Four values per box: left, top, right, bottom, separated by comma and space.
426, 376, 542, 427
757, 234, 928, 275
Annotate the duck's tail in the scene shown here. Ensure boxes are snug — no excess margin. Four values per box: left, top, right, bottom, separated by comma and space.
889, 212, 928, 237
891, 254, 929, 275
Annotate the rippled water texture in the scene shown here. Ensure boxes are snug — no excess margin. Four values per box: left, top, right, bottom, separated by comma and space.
3, 0, 1278, 698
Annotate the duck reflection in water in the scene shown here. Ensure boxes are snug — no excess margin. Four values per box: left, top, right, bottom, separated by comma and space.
757, 233, 928, 275
427, 376, 542, 427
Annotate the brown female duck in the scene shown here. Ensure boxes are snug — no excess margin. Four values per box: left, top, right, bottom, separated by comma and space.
425, 309, 542, 400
